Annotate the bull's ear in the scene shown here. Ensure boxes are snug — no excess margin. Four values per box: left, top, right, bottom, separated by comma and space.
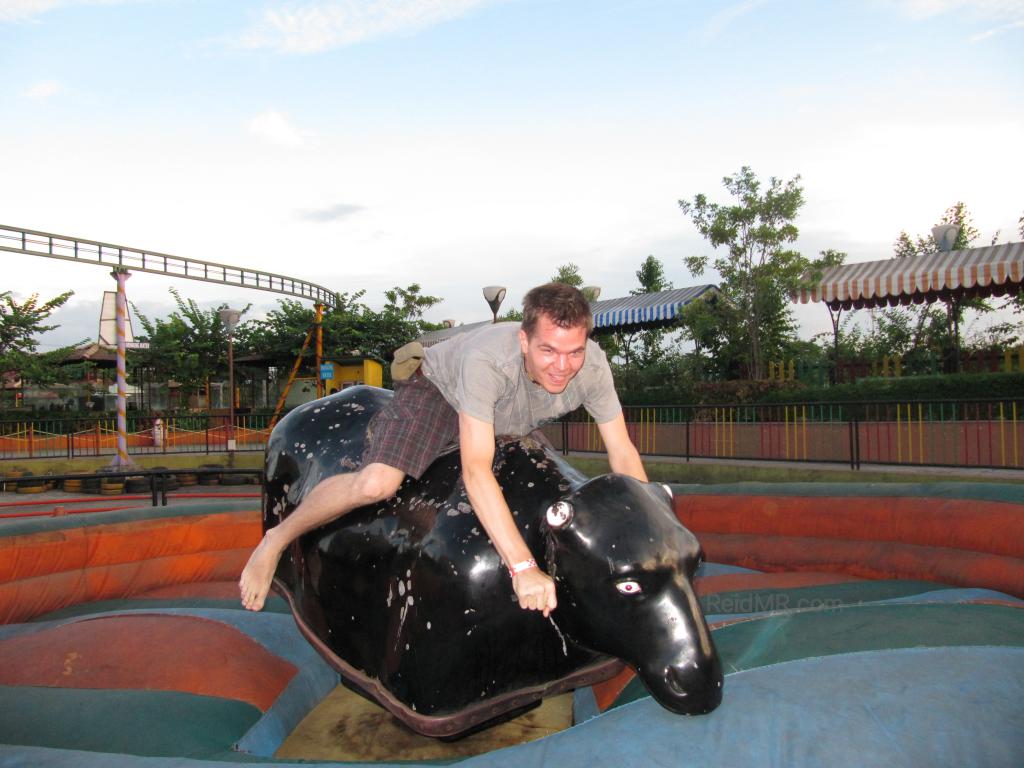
545, 501, 574, 530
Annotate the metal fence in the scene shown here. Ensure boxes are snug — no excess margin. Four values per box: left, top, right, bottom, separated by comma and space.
2, 399, 1023, 471
539, 398, 1024, 471
0, 413, 271, 460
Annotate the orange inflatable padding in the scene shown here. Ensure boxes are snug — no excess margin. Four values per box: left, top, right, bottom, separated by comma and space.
0, 549, 252, 624
591, 665, 636, 712
0, 510, 261, 583
698, 532, 1024, 598
0, 614, 296, 711
674, 495, 1024, 560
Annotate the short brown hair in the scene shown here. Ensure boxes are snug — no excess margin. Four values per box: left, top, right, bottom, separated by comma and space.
521, 282, 593, 336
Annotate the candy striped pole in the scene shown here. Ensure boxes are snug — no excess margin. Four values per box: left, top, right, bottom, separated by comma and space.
110, 268, 133, 468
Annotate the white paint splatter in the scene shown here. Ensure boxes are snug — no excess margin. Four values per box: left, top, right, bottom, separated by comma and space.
548, 616, 568, 656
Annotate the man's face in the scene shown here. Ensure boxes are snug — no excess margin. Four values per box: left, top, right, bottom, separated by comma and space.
518, 315, 588, 394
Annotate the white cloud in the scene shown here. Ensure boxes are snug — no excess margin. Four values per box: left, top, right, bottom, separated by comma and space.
246, 110, 309, 146
235, 0, 500, 54
296, 203, 364, 222
701, 0, 771, 40
23, 79, 62, 100
0, 0, 135, 23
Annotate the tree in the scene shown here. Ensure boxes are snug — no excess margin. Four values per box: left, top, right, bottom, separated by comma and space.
233, 284, 443, 387
0, 290, 80, 405
891, 202, 995, 370
679, 167, 836, 379
131, 289, 249, 404
676, 291, 742, 380
551, 263, 584, 287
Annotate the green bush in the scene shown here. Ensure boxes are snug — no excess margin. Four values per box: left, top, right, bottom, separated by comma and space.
755, 372, 1024, 404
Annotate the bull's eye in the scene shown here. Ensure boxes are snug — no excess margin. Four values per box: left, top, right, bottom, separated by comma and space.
615, 580, 642, 595
546, 501, 574, 529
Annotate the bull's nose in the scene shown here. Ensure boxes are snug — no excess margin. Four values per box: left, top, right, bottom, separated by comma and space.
660, 657, 724, 715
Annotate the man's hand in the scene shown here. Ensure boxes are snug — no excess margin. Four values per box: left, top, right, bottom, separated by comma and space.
513, 567, 557, 617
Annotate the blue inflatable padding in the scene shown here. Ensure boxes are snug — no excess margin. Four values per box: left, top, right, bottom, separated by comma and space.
694, 562, 758, 578
4, 645, 1021, 767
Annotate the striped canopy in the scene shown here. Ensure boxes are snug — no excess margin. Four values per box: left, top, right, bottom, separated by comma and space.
796, 242, 1024, 310
591, 285, 718, 330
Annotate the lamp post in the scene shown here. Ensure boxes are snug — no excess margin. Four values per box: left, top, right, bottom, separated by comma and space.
482, 286, 507, 323
218, 308, 241, 451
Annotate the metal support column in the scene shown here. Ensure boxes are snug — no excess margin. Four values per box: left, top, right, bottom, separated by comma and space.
315, 303, 324, 399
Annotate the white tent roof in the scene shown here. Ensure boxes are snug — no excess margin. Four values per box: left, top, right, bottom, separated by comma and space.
796, 242, 1024, 310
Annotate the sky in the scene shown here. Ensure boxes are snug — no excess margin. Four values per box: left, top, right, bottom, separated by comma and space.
1, 0, 1022, 351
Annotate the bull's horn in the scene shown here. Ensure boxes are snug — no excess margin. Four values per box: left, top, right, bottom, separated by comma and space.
660, 483, 673, 499
545, 501, 573, 529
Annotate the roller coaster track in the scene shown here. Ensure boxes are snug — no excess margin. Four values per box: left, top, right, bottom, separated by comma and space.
0, 224, 339, 308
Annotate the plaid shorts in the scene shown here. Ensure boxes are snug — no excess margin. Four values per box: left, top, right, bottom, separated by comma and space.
361, 373, 460, 479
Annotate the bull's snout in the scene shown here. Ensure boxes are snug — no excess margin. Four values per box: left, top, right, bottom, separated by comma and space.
653, 653, 723, 715
634, 651, 724, 716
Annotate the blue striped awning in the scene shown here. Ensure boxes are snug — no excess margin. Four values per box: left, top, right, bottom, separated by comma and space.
591, 285, 718, 330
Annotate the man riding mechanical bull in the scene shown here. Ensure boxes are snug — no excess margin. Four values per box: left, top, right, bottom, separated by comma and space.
240, 282, 648, 615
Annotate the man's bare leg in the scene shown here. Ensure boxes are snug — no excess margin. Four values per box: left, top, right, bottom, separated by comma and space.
239, 462, 405, 610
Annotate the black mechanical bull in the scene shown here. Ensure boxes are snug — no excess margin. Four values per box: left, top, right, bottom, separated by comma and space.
266, 386, 722, 738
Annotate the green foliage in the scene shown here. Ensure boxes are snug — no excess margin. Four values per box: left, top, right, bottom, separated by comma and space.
233, 297, 324, 367
757, 372, 1024, 405
612, 353, 696, 406
550, 263, 584, 287
0, 291, 81, 404
0, 290, 76, 360
383, 283, 442, 320
679, 167, 842, 380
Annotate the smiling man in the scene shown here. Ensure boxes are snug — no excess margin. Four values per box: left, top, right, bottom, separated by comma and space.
240, 282, 646, 614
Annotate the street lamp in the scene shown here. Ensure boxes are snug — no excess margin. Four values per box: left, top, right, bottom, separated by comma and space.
483, 286, 506, 323
219, 308, 242, 451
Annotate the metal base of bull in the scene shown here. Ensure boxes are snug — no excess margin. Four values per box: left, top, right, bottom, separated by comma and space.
274, 577, 625, 738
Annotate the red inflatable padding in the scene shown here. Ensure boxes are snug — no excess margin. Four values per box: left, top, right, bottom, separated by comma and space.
697, 532, 1024, 598
0, 614, 295, 711
674, 495, 1024, 560
696, 571, 864, 595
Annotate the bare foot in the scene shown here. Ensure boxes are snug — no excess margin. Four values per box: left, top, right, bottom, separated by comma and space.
239, 531, 283, 611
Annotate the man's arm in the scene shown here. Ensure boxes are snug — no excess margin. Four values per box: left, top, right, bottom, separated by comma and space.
459, 412, 557, 616
597, 412, 648, 481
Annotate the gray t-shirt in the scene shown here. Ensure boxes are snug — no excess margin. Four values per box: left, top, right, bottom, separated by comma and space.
421, 322, 621, 437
